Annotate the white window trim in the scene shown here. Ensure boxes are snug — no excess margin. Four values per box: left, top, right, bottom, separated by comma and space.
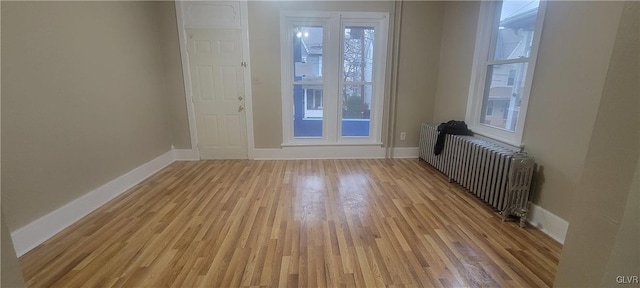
465, 0, 547, 147
280, 11, 389, 146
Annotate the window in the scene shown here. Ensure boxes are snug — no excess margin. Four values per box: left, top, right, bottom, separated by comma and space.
466, 0, 546, 146
507, 69, 516, 86
281, 12, 389, 145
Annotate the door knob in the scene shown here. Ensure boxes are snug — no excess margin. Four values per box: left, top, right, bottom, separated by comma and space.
238, 105, 245, 112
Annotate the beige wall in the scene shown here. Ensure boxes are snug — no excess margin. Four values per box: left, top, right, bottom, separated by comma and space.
522, 1, 624, 220
393, 1, 444, 147
432, 1, 627, 220
432, 1, 480, 124
601, 157, 639, 286
157, 2, 191, 149
1, 1, 183, 231
1, 14, 26, 282
248, 1, 395, 148
554, 2, 639, 285
2, 213, 25, 287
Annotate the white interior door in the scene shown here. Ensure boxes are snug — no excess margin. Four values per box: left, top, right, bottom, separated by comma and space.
187, 28, 247, 159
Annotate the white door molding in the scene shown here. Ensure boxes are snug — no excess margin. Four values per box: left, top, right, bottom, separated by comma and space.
176, 1, 200, 158
239, 1, 255, 159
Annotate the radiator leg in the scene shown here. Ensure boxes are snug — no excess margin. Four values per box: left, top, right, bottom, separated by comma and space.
501, 208, 527, 228
519, 214, 527, 228
500, 209, 509, 222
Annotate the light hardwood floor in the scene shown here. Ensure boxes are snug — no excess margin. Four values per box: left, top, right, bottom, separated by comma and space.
19, 159, 562, 287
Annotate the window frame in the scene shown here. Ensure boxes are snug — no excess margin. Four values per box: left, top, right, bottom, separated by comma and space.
280, 11, 389, 146
465, 0, 547, 147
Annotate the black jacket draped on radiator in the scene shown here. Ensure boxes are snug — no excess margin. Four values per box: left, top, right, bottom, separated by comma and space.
434, 120, 473, 155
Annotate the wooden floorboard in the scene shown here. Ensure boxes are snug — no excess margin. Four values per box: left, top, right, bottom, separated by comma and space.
19, 159, 562, 287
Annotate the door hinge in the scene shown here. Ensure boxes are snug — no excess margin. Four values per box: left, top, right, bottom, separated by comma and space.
241, 61, 247, 68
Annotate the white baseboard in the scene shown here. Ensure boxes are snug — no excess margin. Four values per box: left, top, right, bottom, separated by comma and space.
172, 148, 200, 160
527, 203, 569, 244
11, 150, 176, 257
252, 145, 386, 160
391, 147, 419, 158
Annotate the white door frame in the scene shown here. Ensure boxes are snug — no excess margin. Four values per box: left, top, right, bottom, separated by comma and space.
175, 1, 255, 159
239, 2, 255, 159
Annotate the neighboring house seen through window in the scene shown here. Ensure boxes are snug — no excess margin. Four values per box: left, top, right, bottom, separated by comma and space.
466, 0, 547, 146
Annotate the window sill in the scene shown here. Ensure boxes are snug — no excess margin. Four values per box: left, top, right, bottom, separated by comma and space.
467, 126, 524, 152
